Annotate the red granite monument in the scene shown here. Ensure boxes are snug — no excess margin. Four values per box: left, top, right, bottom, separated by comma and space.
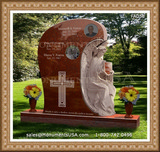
21, 19, 140, 129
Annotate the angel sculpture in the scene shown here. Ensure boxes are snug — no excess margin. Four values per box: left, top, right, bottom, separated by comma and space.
81, 39, 116, 116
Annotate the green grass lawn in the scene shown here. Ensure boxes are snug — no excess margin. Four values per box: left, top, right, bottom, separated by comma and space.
13, 74, 147, 139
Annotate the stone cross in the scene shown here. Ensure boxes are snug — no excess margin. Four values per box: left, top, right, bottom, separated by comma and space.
50, 71, 74, 107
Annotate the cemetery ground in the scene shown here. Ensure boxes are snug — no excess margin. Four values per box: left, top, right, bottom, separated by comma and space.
13, 74, 147, 139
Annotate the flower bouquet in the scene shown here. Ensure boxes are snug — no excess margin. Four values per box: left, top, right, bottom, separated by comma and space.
118, 85, 140, 118
24, 84, 42, 112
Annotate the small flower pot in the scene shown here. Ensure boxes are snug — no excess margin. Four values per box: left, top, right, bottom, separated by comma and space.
125, 102, 133, 118
29, 98, 37, 112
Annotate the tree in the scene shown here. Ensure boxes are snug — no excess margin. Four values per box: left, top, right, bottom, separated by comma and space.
77, 13, 147, 73
104, 42, 142, 73
128, 36, 147, 74
13, 13, 65, 81
13, 13, 64, 43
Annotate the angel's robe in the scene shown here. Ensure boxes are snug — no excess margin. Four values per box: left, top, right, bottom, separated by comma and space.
86, 57, 116, 116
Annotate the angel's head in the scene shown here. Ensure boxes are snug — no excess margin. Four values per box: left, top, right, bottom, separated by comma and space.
92, 47, 106, 58
92, 40, 107, 58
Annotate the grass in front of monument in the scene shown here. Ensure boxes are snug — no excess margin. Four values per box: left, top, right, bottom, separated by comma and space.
13, 74, 147, 139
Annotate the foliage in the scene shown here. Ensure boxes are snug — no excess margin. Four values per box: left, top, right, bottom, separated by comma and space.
79, 13, 147, 73
13, 59, 39, 82
128, 36, 147, 74
104, 43, 124, 71
104, 42, 142, 73
13, 13, 64, 42
13, 13, 65, 81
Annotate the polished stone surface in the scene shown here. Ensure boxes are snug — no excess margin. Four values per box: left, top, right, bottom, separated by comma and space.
21, 110, 140, 129
38, 19, 107, 116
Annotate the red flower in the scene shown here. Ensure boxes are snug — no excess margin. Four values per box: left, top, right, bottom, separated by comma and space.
120, 87, 129, 93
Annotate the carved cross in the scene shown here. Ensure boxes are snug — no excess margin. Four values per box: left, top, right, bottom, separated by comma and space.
50, 71, 74, 107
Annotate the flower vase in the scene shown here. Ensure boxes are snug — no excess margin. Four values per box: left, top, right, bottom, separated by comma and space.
29, 98, 37, 112
125, 102, 133, 118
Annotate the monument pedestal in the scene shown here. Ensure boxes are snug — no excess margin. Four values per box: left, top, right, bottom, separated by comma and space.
21, 110, 140, 129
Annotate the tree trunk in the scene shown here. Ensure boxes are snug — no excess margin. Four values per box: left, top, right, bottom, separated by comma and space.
123, 50, 130, 74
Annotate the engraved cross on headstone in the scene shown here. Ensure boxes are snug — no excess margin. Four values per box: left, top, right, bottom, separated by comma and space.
50, 71, 74, 107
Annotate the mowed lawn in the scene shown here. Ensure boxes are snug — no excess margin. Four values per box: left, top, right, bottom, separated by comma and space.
13, 74, 147, 139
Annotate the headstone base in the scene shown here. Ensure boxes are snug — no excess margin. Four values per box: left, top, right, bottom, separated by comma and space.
21, 110, 140, 129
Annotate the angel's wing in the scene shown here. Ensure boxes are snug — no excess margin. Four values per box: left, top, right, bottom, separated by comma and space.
80, 39, 104, 113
